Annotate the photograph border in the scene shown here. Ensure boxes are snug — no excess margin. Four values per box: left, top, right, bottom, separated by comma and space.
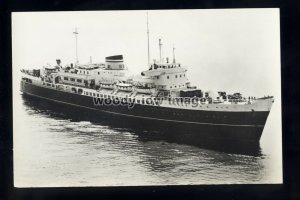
1, 0, 299, 199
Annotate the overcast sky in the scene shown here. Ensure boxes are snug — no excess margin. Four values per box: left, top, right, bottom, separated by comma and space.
12, 9, 280, 98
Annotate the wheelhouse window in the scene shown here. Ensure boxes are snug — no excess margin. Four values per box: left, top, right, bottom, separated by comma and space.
64, 77, 68, 80
70, 78, 75, 81
77, 79, 82, 83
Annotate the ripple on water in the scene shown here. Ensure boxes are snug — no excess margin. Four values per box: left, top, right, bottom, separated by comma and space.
14, 93, 281, 186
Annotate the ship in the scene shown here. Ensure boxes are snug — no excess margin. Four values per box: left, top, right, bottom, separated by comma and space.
19, 22, 274, 145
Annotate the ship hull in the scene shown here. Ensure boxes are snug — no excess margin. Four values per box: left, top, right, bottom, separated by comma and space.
20, 81, 271, 143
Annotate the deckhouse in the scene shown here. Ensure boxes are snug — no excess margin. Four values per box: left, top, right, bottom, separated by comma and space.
141, 62, 188, 91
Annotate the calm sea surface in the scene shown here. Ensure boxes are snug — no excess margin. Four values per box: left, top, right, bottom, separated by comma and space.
13, 90, 282, 187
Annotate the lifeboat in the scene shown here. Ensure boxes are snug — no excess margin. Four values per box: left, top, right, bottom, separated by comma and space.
99, 81, 115, 90
135, 85, 155, 94
116, 83, 133, 92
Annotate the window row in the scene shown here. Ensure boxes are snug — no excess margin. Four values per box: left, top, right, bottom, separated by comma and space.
98, 71, 111, 75
166, 74, 185, 79
170, 84, 185, 89
63, 77, 85, 83
79, 70, 89, 74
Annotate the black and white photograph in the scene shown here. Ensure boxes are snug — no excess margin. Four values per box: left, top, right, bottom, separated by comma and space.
12, 9, 282, 187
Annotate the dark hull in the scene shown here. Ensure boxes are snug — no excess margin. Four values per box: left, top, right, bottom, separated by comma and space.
21, 81, 270, 144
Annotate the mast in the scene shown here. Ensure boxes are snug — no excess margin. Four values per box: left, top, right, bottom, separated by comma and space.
159, 38, 162, 63
172, 45, 176, 63
146, 12, 150, 68
73, 27, 79, 64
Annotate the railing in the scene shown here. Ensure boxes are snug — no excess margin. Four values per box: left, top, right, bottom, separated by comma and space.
23, 76, 253, 110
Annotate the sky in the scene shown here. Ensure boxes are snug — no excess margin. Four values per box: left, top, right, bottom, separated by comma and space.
12, 9, 282, 185
12, 9, 281, 98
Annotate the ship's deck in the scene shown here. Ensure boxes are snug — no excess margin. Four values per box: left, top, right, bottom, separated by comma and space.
21, 73, 274, 113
